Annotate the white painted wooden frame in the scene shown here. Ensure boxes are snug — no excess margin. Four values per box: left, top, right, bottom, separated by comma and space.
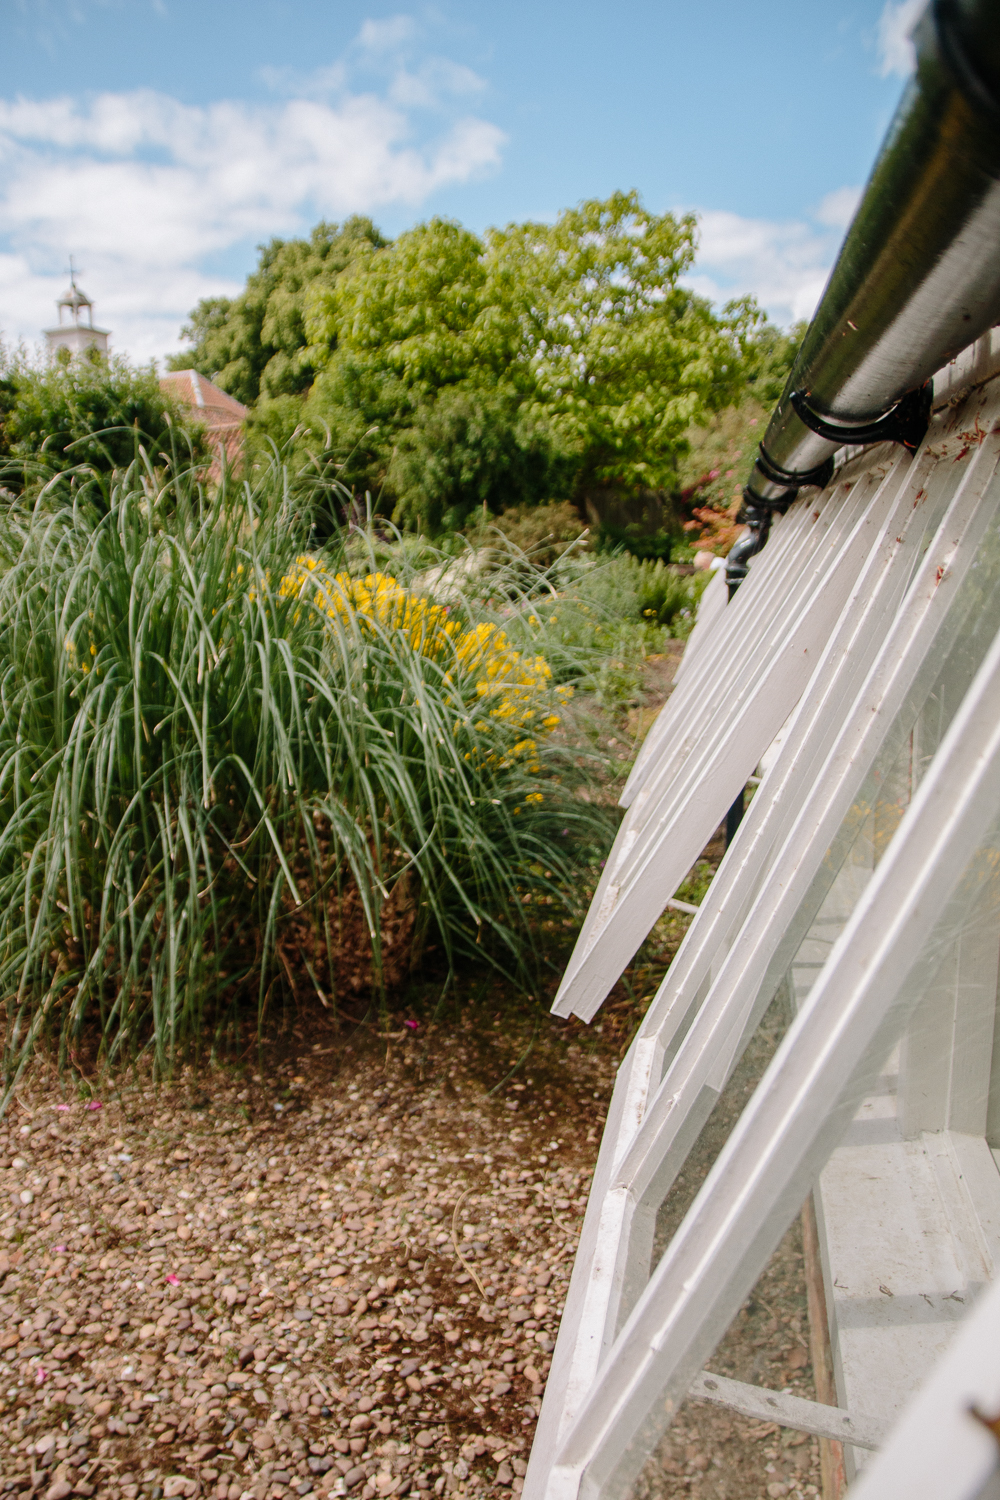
530, 355, 1000, 1500
669, 566, 726, 688
844, 1271, 1000, 1500
621, 497, 820, 803
555, 456, 915, 1021
529, 481, 1000, 1500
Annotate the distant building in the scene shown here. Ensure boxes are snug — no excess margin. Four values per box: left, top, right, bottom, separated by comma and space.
160, 369, 248, 478
44, 275, 110, 362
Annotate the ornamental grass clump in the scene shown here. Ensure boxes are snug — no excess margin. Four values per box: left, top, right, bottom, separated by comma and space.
0, 453, 598, 1102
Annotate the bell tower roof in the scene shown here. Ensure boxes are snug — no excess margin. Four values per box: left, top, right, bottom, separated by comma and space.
55, 259, 97, 328
57, 278, 94, 322
44, 259, 110, 360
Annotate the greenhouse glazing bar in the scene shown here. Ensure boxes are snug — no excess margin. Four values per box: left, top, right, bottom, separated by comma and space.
529, 1, 1000, 1493
530, 369, 1000, 1499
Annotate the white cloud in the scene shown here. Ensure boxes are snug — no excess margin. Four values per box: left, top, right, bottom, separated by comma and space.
357, 16, 418, 54
389, 59, 486, 109
686, 200, 856, 327
0, 24, 506, 366
815, 185, 862, 229
877, 0, 924, 77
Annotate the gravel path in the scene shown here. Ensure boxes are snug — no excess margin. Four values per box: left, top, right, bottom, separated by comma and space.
0, 1017, 608, 1500
0, 948, 824, 1500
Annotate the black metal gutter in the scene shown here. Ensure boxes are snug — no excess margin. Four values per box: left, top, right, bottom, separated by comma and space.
727, 0, 1000, 596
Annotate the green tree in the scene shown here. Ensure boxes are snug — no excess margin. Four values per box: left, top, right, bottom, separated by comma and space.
169, 217, 388, 405
736, 309, 806, 406
303, 217, 531, 515
302, 195, 757, 530
674, 315, 805, 531
0, 353, 205, 485
483, 192, 752, 495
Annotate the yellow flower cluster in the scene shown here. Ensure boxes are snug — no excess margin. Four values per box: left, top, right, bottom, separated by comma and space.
64, 631, 98, 675
278, 557, 569, 760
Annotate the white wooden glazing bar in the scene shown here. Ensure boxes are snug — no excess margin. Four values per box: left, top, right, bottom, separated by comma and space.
555, 474, 874, 1021
687, 1372, 887, 1450
618, 491, 827, 809
531, 440, 946, 1455
554, 460, 914, 1021
532, 429, 958, 1458
618, 491, 832, 811
606, 377, 1000, 1061
589, 410, 1000, 1371
561, 464, 897, 1014
612, 413, 1000, 1187
621, 336, 1000, 813
625, 435, 955, 1055
668, 566, 726, 688
534, 428, 999, 1473
844, 1272, 1000, 1500
620, 498, 827, 816
528, 1032, 663, 1464
650, 324, 1000, 789
532, 453, 924, 1459
528, 543, 1000, 1500
588, 446, 977, 1355
529, 362, 1000, 1497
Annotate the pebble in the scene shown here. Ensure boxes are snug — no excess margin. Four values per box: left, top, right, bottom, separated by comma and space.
0, 1037, 592, 1500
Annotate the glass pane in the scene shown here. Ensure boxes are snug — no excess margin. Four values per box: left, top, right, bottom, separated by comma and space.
590, 795, 1000, 1500
553, 460, 1000, 1500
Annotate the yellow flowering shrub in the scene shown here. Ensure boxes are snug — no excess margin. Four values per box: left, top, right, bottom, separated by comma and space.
277, 556, 569, 762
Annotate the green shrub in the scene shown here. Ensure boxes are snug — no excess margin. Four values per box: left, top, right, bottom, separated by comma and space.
465, 501, 590, 567
627, 556, 707, 626
478, 550, 707, 711
0, 453, 605, 1102
0, 354, 206, 491
387, 387, 569, 533
594, 522, 674, 561
555, 553, 706, 633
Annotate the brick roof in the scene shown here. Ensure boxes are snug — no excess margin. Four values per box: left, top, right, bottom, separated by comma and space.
160, 370, 248, 479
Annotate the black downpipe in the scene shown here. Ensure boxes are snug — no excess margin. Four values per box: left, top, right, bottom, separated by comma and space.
726, 0, 1000, 597
725, 502, 770, 601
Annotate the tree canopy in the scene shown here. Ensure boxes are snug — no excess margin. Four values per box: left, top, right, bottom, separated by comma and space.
171, 194, 792, 534
480, 193, 752, 494
168, 217, 387, 405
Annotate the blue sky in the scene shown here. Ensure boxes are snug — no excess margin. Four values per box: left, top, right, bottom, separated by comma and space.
2, 0, 922, 365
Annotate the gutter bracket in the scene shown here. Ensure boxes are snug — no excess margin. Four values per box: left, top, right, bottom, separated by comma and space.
729, 382, 933, 594
790, 381, 933, 456
753, 446, 836, 501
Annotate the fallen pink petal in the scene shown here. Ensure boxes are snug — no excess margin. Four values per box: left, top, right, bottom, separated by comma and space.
85, 1101, 102, 1110
55, 1104, 70, 1111
165, 1274, 180, 1285
404, 1019, 419, 1030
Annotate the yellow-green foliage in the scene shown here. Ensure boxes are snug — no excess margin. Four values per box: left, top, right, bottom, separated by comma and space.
276, 559, 570, 763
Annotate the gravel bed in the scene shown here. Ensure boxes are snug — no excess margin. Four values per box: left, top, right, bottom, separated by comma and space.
0, 1026, 602, 1500
0, 972, 823, 1500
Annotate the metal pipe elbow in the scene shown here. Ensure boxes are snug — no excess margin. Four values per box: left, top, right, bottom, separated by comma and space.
725, 499, 772, 599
